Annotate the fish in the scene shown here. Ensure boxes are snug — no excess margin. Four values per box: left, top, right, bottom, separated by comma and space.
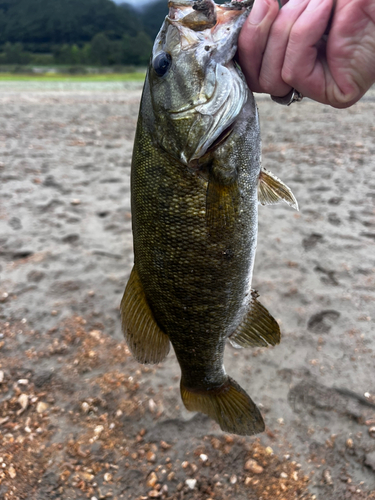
120, 0, 298, 436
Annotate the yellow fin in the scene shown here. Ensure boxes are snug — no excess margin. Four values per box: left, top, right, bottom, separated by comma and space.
258, 168, 298, 210
181, 377, 265, 436
120, 266, 170, 364
206, 180, 238, 230
229, 291, 280, 348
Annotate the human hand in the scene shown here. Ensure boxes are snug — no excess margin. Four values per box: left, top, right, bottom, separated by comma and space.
238, 0, 375, 108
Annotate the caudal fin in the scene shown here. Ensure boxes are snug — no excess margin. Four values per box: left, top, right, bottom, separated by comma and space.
180, 377, 265, 436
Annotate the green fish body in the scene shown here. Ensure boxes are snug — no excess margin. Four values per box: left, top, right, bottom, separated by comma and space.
121, 0, 298, 435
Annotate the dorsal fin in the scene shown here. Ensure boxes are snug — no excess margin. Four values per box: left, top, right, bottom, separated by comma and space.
121, 266, 170, 364
229, 291, 280, 348
258, 168, 298, 210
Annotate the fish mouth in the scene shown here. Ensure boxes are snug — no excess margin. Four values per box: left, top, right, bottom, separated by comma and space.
168, 0, 250, 163
168, 0, 252, 31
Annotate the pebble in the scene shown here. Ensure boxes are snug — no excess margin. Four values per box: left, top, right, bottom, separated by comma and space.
230, 474, 237, 484
103, 472, 112, 482
17, 394, 28, 414
94, 425, 104, 436
147, 451, 156, 463
0, 371, 4, 383
81, 402, 90, 413
147, 472, 158, 488
71, 199, 81, 205
148, 490, 161, 498
148, 399, 156, 413
369, 427, 375, 438
17, 379, 29, 385
8, 466, 16, 479
199, 454, 208, 463
36, 401, 49, 414
280, 472, 288, 479
185, 479, 197, 490
244, 459, 264, 474
346, 438, 354, 448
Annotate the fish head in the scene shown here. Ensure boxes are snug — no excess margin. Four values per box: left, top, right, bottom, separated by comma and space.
148, 0, 251, 166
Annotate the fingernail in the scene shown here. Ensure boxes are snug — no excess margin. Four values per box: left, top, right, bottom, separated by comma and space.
250, 0, 270, 24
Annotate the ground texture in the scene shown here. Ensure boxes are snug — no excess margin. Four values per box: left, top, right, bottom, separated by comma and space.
0, 82, 375, 500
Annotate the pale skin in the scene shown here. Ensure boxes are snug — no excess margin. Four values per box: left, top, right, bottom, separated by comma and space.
238, 0, 375, 108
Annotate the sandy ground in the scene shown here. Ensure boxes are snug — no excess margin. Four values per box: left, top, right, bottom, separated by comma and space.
0, 81, 374, 500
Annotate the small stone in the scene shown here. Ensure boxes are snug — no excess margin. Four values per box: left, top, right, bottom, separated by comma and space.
80, 472, 94, 482
181, 461, 189, 469
265, 446, 274, 456
230, 474, 237, 484
346, 438, 354, 448
36, 402, 48, 414
280, 472, 288, 479
292, 471, 298, 481
147, 451, 156, 462
89, 330, 101, 340
18, 379, 29, 385
104, 472, 112, 482
160, 440, 171, 450
185, 479, 197, 490
8, 466, 16, 479
199, 454, 208, 463
17, 394, 28, 414
71, 199, 81, 205
147, 472, 158, 488
323, 469, 333, 485
369, 427, 375, 438
148, 490, 161, 498
0, 371, 4, 383
244, 459, 263, 474
81, 402, 90, 413
244, 477, 252, 486
167, 472, 175, 481
149, 399, 157, 413
94, 425, 104, 435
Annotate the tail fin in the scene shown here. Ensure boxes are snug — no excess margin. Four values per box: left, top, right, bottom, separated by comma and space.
180, 377, 265, 436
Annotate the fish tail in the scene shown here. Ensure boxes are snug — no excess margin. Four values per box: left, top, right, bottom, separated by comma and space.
180, 376, 265, 436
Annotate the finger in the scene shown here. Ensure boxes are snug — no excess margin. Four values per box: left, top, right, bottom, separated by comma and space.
280, 0, 334, 103
237, 0, 280, 93
258, 0, 312, 97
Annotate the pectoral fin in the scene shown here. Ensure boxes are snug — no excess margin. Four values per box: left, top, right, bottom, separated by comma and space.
229, 291, 280, 348
258, 168, 298, 210
120, 266, 170, 364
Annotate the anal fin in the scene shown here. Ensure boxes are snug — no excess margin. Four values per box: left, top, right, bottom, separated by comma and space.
229, 291, 280, 348
120, 266, 170, 364
181, 376, 265, 436
258, 167, 298, 210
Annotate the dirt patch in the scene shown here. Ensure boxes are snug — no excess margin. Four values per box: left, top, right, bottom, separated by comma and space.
0, 84, 375, 499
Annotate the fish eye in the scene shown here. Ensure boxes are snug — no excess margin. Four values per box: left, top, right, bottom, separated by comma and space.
153, 52, 172, 77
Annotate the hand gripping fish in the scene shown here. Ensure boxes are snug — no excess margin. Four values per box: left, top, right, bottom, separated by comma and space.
121, 0, 298, 436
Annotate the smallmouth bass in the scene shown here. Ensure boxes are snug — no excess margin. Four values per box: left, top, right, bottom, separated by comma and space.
121, 0, 298, 435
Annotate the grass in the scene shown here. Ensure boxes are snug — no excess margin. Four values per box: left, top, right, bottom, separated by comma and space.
0, 72, 146, 82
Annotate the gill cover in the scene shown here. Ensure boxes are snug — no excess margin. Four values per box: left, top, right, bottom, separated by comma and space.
149, 0, 250, 165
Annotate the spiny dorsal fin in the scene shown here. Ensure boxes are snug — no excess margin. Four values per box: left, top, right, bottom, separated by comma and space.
258, 167, 299, 210
120, 265, 170, 364
229, 291, 280, 348
181, 376, 265, 436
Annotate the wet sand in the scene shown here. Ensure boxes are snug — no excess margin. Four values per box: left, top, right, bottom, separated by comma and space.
0, 82, 374, 499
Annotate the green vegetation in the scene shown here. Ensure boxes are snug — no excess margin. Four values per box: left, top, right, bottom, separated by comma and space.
0, 0, 164, 67
0, 71, 146, 81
